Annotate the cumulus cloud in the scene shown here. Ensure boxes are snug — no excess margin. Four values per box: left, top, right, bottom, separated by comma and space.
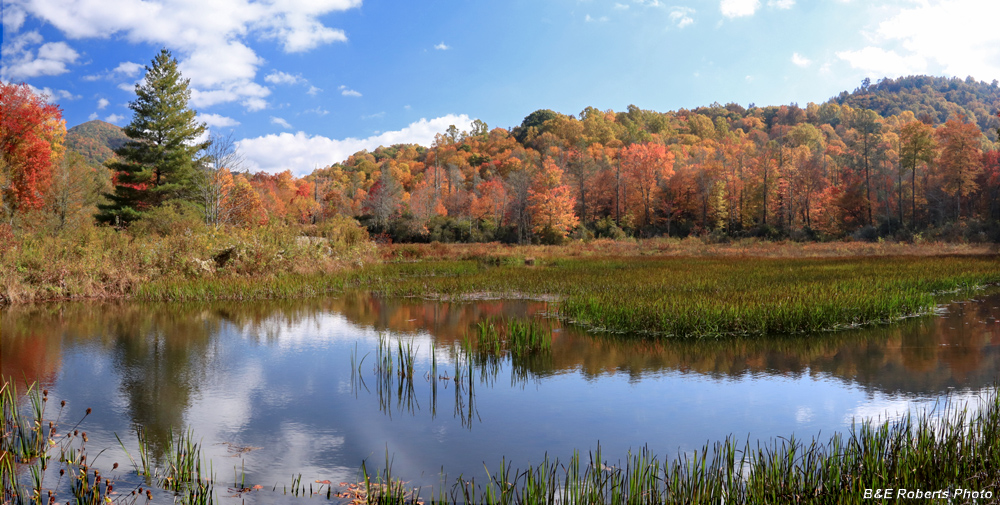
867, 0, 1000, 80
198, 113, 240, 128
339, 85, 362, 97
434, 42, 450, 50
585, 14, 609, 22
767, 0, 794, 8
836, 47, 927, 77
88, 112, 99, 120
265, 71, 302, 85
614, 2, 630, 9
5, 0, 360, 109
97, 98, 110, 109
270, 116, 293, 129
791, 52, 811, 68
25, 84, 79, 102
238, 114, 473, 175
105, 113, 126, 124
669, 8, 695, 28
720, 0, 760, 18
1, 32, 80, 80
114, 61, 143, 77
307, 85, 322, 96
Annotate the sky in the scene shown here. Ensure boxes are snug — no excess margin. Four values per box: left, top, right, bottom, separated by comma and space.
3, 0, 1000, 175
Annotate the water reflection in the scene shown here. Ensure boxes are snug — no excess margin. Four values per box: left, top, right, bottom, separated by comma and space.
2, 291, 999, 496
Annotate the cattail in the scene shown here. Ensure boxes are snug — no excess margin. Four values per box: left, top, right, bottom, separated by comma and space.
60, 400, 66, 407
113, 462, 119, 470
59, 468, 64, 476
85, 408, 91, 415
146, 490, 152, 500
43, 389, 48, 396
82, 433, 88, 443
73, 430, 78, 436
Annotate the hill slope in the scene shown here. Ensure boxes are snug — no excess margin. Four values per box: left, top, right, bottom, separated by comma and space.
65, 120, 129, 166
831, 75, 1000, 137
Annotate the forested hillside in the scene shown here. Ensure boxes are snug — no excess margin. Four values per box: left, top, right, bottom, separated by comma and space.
833, 75, 1000, 139
8, 74, 1000, 246
302, 76, 1000, 243
65, 120, 129, 166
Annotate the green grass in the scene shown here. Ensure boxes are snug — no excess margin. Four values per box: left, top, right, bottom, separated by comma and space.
466, 318, 553, 358
357, 387, 1000, 504
347, 255, 1000, 337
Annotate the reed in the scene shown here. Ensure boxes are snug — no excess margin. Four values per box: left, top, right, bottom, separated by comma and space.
349, 387, 1000, 504
467, 318, 552, 359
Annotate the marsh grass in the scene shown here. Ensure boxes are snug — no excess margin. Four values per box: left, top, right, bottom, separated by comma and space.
357, 255, 1000, 337
354, 388, 1000, 504
467, 318, 553, 359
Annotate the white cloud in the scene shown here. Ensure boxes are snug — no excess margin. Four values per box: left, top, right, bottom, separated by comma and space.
88, 112, 99, 120
265, 70, 302, 85
669, 8, 695, 28
113, 61, 143, 77
97, 98, 110, 109
304, 106, 329, 115
361, 112, 385, 120
767, 0, 794, 8
339, 85, 362, 97
585, 14, 609, 22
791, 52, 811, 68
270, 116, 293, 129
434, 42, 450, 50
238, 114, 473, 175
0, 33, 80, 80
614, 2, 629, 9
105, 113, 126, 124
720, 0, 760, 18
307, 85, 322, 96
198, 113, 240, 128
6, 0, 360, 110
633, 0, 661, 6
868, 0, 1000, 80
3, 4, 27, 32
25, 84, 79, 102
836, 46, 927, 78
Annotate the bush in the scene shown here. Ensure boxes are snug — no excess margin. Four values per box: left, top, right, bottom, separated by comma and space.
592, 216, 628, 240
130, 201, 206, 237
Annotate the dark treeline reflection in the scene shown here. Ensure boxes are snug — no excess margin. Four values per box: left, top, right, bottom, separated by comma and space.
3, 292, 998, 444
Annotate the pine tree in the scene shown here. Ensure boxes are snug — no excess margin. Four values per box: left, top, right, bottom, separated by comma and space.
96, 49, 208, 225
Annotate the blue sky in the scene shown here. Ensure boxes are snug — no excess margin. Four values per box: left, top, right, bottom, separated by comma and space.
3, 0, 999, 174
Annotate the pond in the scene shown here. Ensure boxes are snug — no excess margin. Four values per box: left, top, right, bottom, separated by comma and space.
2, 290, 999, 502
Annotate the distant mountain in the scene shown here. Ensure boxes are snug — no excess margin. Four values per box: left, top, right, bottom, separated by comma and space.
831, 75, 1000, 137
66, 120, 129, 166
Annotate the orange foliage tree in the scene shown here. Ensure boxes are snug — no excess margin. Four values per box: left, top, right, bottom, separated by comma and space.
1, 83, 64, 217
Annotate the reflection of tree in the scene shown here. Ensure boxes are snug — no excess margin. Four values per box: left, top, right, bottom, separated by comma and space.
2, 289, 999, 441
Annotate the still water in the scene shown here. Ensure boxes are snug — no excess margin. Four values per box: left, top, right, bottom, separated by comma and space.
2, 291, 999, 501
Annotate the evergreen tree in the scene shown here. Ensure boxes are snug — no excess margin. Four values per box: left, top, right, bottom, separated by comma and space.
97, 49, 208, 225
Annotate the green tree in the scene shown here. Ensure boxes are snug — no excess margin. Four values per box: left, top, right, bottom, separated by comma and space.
96, 49, 208, 225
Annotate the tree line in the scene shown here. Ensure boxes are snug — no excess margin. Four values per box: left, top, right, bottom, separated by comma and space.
3, 50, 1000, 244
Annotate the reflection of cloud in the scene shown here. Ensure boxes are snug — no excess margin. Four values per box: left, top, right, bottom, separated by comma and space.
843, 390, 991, 426
794, 406, 814, 423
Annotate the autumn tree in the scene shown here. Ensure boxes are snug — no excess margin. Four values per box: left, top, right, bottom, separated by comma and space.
619, 142, 674, 232
935, 118, 983, 221
898, 120, 935, 227
528, 158, 578, 241
0, 83, 65, 221
97, 49, 208, 226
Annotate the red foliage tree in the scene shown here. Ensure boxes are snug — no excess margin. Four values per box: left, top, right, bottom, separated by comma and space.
1, 83, 64, 215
